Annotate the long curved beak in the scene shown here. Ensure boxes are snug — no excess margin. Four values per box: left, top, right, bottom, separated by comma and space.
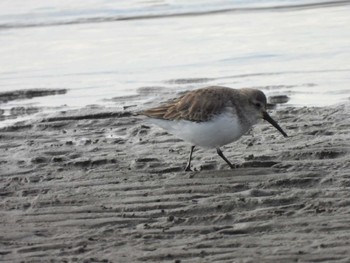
262, 111, 288, 137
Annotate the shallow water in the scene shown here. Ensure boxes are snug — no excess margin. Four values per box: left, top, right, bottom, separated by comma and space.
0, 0, 350, 126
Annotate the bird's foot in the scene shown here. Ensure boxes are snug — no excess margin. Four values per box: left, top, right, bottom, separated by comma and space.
229, 163, 239, 169
185, 165, 192, 172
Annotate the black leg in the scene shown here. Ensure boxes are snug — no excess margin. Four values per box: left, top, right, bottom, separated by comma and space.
216, 148, 235, 169
185, 145, 195, 171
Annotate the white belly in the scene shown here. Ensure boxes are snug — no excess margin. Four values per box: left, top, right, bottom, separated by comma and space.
149, 112, 249, 148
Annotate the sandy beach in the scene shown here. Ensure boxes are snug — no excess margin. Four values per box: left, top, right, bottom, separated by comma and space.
1, 93, 350, 262
1, 0, 350, 262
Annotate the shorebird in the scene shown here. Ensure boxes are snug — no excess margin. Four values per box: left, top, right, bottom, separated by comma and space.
142, 86, 287, 171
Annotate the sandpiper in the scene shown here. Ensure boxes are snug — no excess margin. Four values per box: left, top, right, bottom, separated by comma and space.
142, 86, 287, 171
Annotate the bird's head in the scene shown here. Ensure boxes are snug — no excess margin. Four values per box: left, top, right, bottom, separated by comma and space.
242, 88, 288, 138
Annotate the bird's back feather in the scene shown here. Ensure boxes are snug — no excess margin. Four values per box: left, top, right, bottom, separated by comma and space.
142, 86, 238, 122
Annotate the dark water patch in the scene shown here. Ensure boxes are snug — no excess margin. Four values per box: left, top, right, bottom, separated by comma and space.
0, 89, 68, 127
286, 148, 348, 161
304, 129, 334, 136
66, 158, 92, 168
65, 157, 117, 168
316, 149, 347, 159
241, 161, 279, 168
0, 124, 33, 132
0, 89, 67, 104
150, 166, 184, 174
37, 121, 71, 130
199, 162, 217, 171
137, 86, 170, 95
51, 156, 68, 163
9, 107, 40, 116
135, 157, 160, 163
31, 156, 49, 164
166, 78, 215, 85
244, 155, 275, 161
0, 107, 42, 123
108, 94, 140, 103
269, 95, 290, 105
41, 111, 133, 122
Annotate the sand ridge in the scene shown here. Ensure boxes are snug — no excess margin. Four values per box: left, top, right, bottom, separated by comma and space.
0, 103, 350, 262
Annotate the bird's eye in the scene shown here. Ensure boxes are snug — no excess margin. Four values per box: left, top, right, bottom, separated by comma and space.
254, 102, 261, 108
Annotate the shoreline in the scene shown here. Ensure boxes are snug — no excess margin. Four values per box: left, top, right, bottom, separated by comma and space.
0, 100, 350, 262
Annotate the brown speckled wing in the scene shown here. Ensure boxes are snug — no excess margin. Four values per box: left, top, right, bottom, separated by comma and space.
142, 87, 234, 122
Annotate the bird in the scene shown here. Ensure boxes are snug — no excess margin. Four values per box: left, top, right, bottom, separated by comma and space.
141, 86, 288, 171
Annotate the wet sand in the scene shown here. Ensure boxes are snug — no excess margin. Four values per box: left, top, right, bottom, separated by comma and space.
1, 97, 350, 262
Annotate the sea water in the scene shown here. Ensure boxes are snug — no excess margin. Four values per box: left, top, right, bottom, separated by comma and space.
0, 0, 349, 126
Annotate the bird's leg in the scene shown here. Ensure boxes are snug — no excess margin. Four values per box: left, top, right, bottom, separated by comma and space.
185, 145, 195, 171
216, 147, 235, 169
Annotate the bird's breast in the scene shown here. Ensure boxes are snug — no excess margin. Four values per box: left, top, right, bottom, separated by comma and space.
149, 110, 250, 148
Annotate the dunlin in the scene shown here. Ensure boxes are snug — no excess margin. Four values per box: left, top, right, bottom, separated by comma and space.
142, 86, 287, 171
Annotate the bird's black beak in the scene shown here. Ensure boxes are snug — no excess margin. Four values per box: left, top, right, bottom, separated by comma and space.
262, 111, 288, 137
